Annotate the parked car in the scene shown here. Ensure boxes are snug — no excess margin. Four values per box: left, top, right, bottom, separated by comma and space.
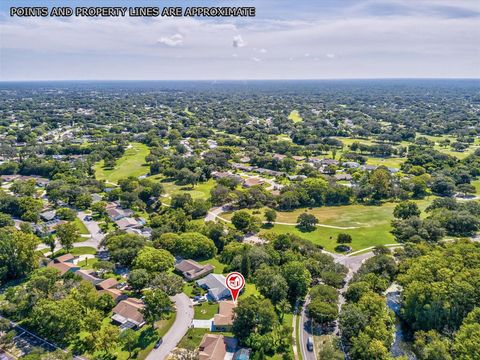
84, 215, 93, 221
307, 336, 314, 351
154, 338, 163, 349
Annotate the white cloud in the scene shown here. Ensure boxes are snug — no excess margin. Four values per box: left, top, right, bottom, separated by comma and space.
251, 57, 261, 62
326, 53, 335, 59
259, 48, 267, 53
232, 35, 246, 48
158, 33, 183, 47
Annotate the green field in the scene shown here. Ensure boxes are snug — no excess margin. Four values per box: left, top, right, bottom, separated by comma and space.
222, 199, 433, 252
417, 133, 480, 160
159, 178, 215, 204
94, 143, 150, 184
288, 110, 303, 123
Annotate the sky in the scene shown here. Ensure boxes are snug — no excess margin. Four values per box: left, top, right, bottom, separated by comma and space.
0, 0, 479, 80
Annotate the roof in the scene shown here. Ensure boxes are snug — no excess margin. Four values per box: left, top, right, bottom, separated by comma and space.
175, 260, 214, 280
199, 334, 228, 360
213, 301, 236, 327
75, 269, 101, 284
96, 278, 119, 290
112, 298, 145, 326
40, 210, 56, 221
243, 178, 264, 187
115, 217, 139, 229
47, 262, 79, 275
197, 274, 227, 290
54, 253, 75, 263
98, 288, 124, 302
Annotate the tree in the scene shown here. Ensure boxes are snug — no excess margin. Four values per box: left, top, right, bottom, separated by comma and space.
232, 296, 278, 342
232, 210, 255, 233
0, 227, 39, 281
0, 212, 14, 227
142, 289, 172, 327
92, 324, 119, 355
264, 209, 277, 224
277, 299, 292, 321
43, 235, 56, 254
56, 207, 76, 221
282, 261, 312, 301
307, 299, 338, 325
393, 201, 421, 219
150, 273, 183, 296
128, 269, 151, 292
296, 213, 318, 232
133, 246, 174, 273
413, 330, 452, 360
105, 233, 146, 267
92, 201, 107, 218
120, 328, 140, 359
453, 308, 480, 360
255, 266, 288, 304
56, 222, 80, 252
337, 233, 352, 244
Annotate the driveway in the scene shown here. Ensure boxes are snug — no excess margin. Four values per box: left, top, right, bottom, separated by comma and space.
76, 211, 105, 247
146, 293, 194, 360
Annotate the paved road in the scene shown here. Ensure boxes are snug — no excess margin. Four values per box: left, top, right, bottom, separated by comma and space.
299, 296, 317, 360
146, 293, 194, 360
36, 212, 105, 253
298, 251, 377, 356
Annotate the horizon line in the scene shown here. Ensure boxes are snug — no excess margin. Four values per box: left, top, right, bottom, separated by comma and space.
1, 77, 479, 83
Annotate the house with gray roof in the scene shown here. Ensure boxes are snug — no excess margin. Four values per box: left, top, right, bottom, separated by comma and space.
196, 274, 230, 301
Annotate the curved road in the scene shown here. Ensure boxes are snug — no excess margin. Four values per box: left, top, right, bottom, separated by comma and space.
146, 293, 194, 360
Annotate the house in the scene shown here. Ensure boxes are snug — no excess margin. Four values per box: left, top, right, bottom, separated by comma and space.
98, 288, 127, 303
198, 334, 228, 360
343, 161, 360, 169
0, 175, 20, 183
75, 269, 102, 285
239, 156, 250, 163
361, 164, 378, 171
196, 274, 230, 301
212, 171, 232, 180
243, 178, 265, 188
272, 153, 286, 161
334, 174, 353, 181
39, 210, 57, 222
288, 175, 307, 181
96, 278, 119, 291
107, 207, 134, 221
175, 259, 214, 281
320, 159, 339, 166
54, 253, 76, 263
292, 156, 305, 162
115, 217, 141, 230
213, 301, 237, 332
111, 298, 145, 330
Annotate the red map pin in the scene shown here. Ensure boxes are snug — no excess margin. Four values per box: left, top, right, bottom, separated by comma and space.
225, 272, 245, 303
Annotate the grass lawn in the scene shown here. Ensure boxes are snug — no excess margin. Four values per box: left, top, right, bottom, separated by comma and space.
198, 258, 226, 274
159, 178, 215, 204
288, 110, 303, 123
194, 302, 219, 320
73, 217, 90, 235
70, 246, 97, 255
222, 199, 433, 252
296, 314, 303, 360
366, 156, 406, 168
94, 142, 150, 184
417, 133, 480, 160
241, 283, 260, 298
178, 328, 209, 350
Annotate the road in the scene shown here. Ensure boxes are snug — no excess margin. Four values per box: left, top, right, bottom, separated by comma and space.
298, 250, 378, 357
36, 212, 105, 253
146, 293, 194, 360
299, 296, 317, 360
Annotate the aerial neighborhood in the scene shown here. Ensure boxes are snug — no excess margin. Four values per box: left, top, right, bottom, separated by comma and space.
0, 80, 479, 360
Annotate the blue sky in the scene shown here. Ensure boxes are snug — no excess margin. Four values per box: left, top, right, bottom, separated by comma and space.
1, 0, 479, 80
